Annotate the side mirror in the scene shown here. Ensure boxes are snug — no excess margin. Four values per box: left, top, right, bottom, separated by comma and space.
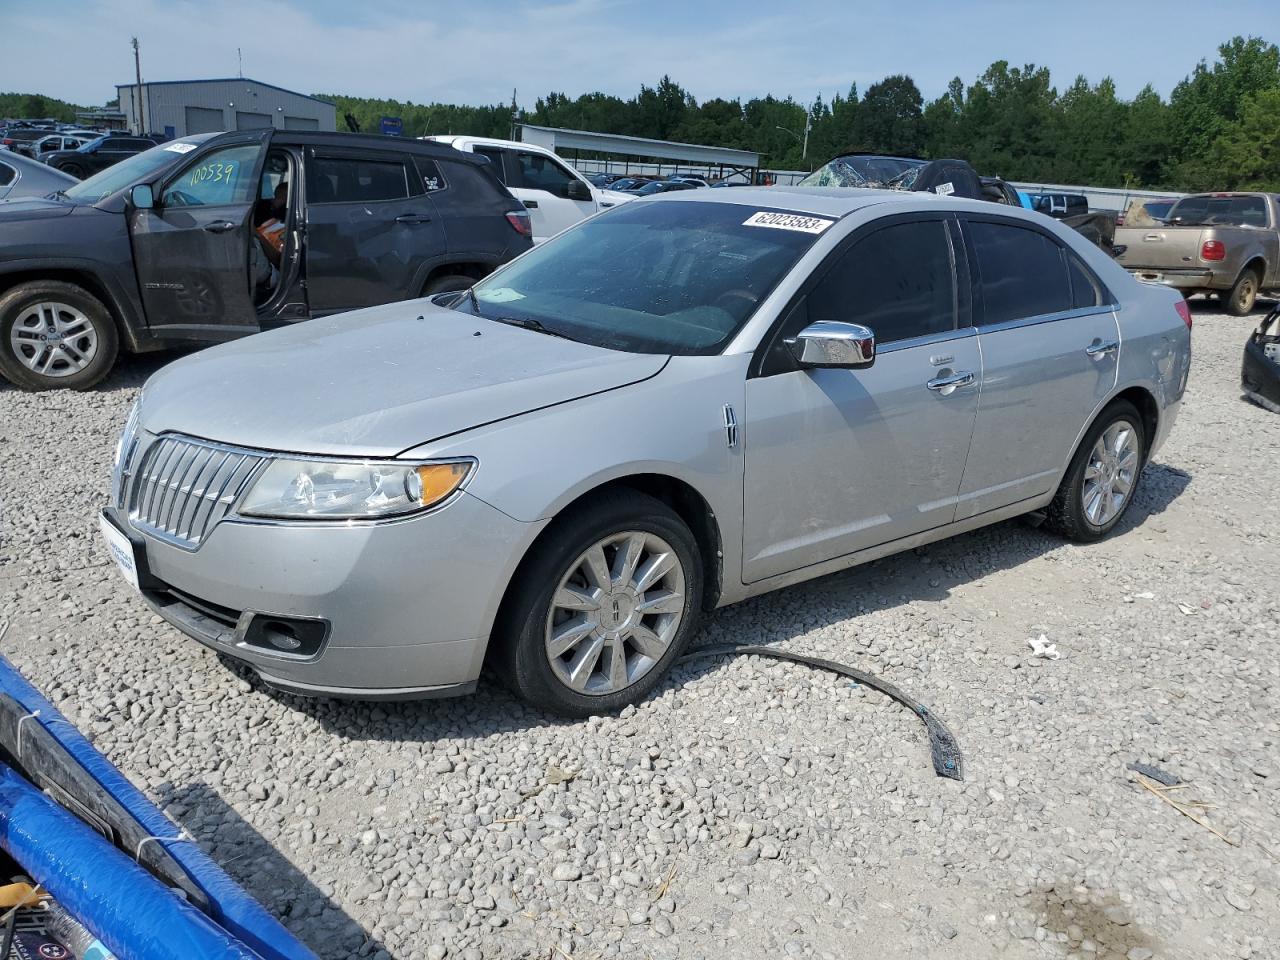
130, 183, 154, 210
565, 179, 592, 201
786, 321, 876, 369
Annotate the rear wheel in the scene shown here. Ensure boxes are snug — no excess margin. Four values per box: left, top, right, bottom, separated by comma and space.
0, 281, 119, 391
1224, 268, 1260, 316
422, 274, 475, 296
1044, 401, 1145, 542
55, 162, 86, 179
492, 490, 703, 717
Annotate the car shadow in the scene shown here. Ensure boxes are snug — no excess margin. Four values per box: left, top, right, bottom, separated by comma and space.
249, 461, 1191, 744
152, 780, 389, 959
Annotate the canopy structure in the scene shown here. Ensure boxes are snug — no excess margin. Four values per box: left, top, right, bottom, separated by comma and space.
517, 123, 760, 181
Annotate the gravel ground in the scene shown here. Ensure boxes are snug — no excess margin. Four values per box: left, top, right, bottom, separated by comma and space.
1, 300, 1277, 960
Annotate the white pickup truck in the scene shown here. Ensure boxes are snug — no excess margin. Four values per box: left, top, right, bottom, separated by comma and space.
426, 136, 633, 243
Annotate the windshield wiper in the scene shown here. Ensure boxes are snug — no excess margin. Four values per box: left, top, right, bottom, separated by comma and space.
465, 284, 481, 315
489, 316, 574, 341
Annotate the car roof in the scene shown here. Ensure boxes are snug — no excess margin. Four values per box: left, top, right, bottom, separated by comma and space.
645, 185, 1069, 225
272, 130, 488, 165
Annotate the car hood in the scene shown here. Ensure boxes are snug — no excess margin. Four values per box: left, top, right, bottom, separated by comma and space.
141, 302, 669, 457
598, 188, 637, 206
0, 196, 75, 221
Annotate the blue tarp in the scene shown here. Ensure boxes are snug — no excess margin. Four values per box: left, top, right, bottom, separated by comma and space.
0, 654, 318, 960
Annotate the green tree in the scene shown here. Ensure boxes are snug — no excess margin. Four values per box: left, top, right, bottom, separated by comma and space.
852, 75, 924, 155
1204, 86, 1280, 190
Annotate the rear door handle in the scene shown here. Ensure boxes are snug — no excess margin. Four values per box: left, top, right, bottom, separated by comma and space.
395, 214, 432, 224
203, 220, 236, 233
1085, 339, 1119, 359
926, 371, 975, 393
523, 199, 539, 209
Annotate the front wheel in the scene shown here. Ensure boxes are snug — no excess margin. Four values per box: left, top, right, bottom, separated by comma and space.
0, 281, 119, 391
422, 274, 475, 296
493, 490, 703, 717
1044, 401, 1145, 542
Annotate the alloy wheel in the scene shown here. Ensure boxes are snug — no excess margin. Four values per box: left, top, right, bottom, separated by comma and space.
9, 301, 99, 378
544, 530, 686, 696
1081, 419, 1140, 526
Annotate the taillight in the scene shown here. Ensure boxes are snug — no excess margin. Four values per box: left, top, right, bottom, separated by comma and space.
505, 210, 532, 238
1175, 300, 1192, 330
1201, 240, 1225, 261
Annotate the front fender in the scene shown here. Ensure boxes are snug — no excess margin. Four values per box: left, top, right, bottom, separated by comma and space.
401, 353, 749, 591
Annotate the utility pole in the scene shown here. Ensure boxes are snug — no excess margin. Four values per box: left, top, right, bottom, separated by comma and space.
509, 88, 518, 140
237, 47, 243, 79
131, 36, 143, 134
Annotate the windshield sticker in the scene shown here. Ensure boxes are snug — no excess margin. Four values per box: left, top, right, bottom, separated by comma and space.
742, 211, 835, 234
163, 142, 198, 154
934, 182, 956, 196
476, 287, 526, 304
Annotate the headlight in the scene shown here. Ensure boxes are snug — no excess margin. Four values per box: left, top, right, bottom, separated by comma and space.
114, 394, 143, 468
239, 458, 473, 520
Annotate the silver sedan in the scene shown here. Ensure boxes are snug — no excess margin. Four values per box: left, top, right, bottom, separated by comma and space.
102, 188, 1191, 715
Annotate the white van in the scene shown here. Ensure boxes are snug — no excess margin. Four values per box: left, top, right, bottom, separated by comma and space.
425, 136, 632, 243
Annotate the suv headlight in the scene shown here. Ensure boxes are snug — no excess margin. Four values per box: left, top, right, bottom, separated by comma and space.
239, 458, 473, 520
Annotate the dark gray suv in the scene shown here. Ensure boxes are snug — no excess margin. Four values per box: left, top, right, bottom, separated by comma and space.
0, 129, 533, 390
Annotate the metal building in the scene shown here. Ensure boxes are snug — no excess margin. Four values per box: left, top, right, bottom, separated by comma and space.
517, 124, 760, 183
116, 78, 336, 139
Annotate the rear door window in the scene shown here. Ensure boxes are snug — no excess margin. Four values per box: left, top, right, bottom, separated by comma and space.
307, 155, 409, 204
0, 161, 15, 186
472, 147, 508, 185
807, 219, 957, 344
968, 220, 1073, 324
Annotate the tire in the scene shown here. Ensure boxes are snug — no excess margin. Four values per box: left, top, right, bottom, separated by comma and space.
56, 162, 85, 179
492, 490, 703, 717
1044, 400, 1146, 542
0, 281, 119, 391
422, 274, 475, 296
1224, 268, 1260, 316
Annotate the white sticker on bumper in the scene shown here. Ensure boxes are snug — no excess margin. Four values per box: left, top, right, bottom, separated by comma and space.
100, 514, 141, 593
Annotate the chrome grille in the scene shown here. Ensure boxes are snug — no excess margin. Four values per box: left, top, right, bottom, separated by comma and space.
125, 435, 266, 549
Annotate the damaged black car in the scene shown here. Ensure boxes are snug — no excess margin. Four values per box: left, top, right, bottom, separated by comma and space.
1242, 304, 1280, 413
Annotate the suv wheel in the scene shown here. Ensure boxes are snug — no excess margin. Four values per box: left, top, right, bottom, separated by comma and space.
493, 490, 703, 717
423, 274, 475, 296
1224, 268, 1260, 316
1044, 400, 1145, 542
56, 162, 85, 179
0, 281, 119, 391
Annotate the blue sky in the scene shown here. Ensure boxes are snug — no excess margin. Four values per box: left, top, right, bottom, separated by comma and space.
5, 0, 1275, 108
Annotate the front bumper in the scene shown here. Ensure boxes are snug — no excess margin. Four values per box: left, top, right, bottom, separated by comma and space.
1242, 335, 1280, 412
104, 491, 544, 699
1125, 267, 1216, 291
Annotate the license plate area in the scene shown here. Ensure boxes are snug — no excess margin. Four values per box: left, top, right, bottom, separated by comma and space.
99, 512, 142, 593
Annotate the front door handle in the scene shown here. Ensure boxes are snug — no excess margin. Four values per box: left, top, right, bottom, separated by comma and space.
523, 199, 539, 209
1085, 339, 1119, 359
926, 371, 975, 393
395, 214, 432, 224
203, 220, 236, 233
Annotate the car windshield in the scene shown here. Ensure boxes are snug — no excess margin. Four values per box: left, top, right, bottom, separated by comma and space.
797, 155, 926, 188
634, 181, 671, 195
63, 136, 211, 203
463, 200, 831, 355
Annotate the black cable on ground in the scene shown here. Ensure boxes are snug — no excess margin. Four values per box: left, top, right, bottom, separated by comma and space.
679, 644, 964, 781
